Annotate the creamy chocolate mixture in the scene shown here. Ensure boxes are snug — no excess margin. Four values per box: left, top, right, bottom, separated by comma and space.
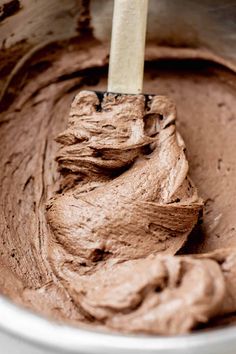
0, 39, 236, 334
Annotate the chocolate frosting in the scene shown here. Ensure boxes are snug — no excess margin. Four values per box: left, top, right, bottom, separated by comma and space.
1, 41, 236, 334
73, 248, 236, 334
47, 91, 202, 264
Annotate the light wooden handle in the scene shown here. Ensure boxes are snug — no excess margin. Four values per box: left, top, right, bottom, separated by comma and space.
108, 0, 149, 94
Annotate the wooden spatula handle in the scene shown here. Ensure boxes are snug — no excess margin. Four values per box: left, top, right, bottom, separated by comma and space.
108, 0, 149, 94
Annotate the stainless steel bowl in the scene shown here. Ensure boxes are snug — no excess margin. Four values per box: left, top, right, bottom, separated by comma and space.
0, 1, 236, 353
0, 297, 236, 354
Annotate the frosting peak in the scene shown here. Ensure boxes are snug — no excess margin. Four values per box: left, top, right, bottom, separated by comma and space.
47, 91, 202, 266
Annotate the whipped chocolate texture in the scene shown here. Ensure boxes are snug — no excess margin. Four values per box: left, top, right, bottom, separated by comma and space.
47, 92, 202, 262
0, 40, 236, 334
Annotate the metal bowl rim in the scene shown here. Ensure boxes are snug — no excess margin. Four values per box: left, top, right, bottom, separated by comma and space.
0, 296, 236, 353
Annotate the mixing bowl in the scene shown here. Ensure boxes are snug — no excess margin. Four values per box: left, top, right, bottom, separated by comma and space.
0, 1, 236, 353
